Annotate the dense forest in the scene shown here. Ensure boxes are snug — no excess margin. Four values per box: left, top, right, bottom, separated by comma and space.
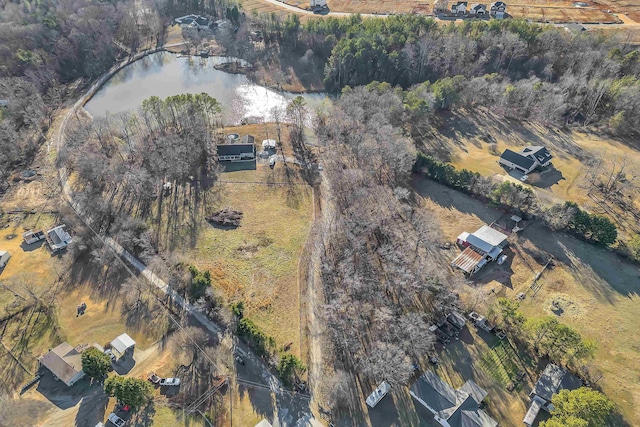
244, 15, 640, 135
314, 85, 467, 409
0, 0, 170, 181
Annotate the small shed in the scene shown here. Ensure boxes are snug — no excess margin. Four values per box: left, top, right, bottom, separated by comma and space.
110, 333, 136, 358
0, 250, 11, 268
456, 231, 470, 246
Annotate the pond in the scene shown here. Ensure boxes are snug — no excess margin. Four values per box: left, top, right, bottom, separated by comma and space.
85, 52, 327, 124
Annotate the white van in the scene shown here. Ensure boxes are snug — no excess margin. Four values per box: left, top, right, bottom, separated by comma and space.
0, 251, 11, 268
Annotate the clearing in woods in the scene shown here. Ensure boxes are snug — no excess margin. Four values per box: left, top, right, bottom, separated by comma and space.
414, 178, 640, 425
426, 109, 640, 241
179, 173, 314, 359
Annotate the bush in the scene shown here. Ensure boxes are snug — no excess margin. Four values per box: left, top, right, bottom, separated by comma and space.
237, 317, 276, 357
81, 347, 111, 379
188, 265, 212, 299
277, 354, 306, 387
104, 376, 152, 408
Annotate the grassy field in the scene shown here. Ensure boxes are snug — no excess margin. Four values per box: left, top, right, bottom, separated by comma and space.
430, 110, 640, 241
414, 178, 640, 425
180, 178, 313, 357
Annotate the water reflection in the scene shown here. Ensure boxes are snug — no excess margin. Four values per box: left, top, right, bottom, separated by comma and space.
85, 52, 326, 124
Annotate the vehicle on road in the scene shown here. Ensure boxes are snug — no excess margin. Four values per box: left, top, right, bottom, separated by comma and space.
159, 377, 181, 386
107, 413, 126, 427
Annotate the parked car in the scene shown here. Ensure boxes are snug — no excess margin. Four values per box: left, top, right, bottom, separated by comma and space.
497, 254, 508, 265
235, 355, 245, 365
147, 372, 161, 384
115, 402, 130, 412
159, 378, 181, 386
107, 413, 126, 427
104, 349, 116, 362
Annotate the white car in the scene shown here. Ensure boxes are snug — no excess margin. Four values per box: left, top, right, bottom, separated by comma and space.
107, 413, 125, 427
104, 349, 116, 362
159, 377, 181, 386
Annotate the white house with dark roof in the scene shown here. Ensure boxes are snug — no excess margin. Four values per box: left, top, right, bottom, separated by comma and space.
451, 1, 468, 14
490, 1, 507, 17
411, 371, 497, 427
498, 146, 553, 175
469, 3, 487, 15
523, 363, 583, 426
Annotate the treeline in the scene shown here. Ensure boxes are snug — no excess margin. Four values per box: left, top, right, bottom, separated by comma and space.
273, 15, 640, 134
315, 85, 462, 409
60, 93, 221, 232
414, 154, 618, 246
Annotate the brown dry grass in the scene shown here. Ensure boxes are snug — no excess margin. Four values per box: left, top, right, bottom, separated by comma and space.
414, 178, 640, 425
180, 181, 313, 358
509, 5, 620, 23
434, 111, 640, 241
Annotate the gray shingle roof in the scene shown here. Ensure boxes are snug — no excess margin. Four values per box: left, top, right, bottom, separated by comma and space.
411, 372, 497, 427
500, 149, 536, 170
217, 143, 255, 156
532, 363, 582, 402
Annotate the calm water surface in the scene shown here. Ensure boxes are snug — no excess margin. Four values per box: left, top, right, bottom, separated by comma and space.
85, 52, 327, 124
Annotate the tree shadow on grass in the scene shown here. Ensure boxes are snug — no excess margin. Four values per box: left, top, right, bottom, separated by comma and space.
74, 386, 108, 427
521, 221, 640, 303
237, 382, 275, 422
412, 178, 500, 225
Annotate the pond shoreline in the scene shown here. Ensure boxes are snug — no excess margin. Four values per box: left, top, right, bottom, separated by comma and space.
84, 50, 327, 122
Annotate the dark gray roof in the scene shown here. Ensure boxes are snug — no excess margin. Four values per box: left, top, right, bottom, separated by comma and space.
195, 16, 209, 25
500, 149, 535, 170
532, 364, 582, 402
411, 372, 497, 427
460, 380, 488, 404
522, 146, 553, 165
217, 143, 255, 156
241, 134, 255, 144
445, 396, 498, 427
411, 370, 457, 412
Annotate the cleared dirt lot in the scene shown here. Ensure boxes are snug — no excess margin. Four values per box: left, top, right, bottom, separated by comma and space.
414, 177, 640, 425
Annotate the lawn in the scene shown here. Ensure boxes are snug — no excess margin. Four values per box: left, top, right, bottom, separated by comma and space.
434, 110, 640, 241
414, 177, 640, 425
181, 180, 313, 358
